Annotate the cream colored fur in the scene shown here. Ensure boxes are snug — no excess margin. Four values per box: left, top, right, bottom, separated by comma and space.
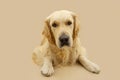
32, 10, 100, 77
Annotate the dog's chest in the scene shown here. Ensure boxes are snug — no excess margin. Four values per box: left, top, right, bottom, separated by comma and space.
52, 48, 78, 66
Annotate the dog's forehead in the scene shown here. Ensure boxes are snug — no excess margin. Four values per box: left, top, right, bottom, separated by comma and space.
48, 10, 73, 22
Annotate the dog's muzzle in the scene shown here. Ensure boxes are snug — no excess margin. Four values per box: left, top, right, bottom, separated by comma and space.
59, 33, 70, 48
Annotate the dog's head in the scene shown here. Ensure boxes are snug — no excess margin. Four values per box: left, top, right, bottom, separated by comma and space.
42, 10, 80, 48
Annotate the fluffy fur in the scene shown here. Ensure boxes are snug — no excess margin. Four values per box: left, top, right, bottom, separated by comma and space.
32, 10, 100, 77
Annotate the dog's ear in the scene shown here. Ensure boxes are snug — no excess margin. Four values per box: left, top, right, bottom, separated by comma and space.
72, 13, 80, 40
42, 18, 55, 44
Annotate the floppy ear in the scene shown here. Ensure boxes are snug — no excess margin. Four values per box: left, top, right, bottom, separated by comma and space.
42, 19, 55, 44
72, 13, 80, 40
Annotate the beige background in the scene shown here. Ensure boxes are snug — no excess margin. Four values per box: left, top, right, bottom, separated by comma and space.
0, 0, 120, 80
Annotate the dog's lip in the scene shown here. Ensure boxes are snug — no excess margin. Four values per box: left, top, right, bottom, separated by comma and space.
59, 43, 70, 48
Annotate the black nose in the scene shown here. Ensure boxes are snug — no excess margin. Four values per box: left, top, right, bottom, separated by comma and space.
59, 34, 69, 47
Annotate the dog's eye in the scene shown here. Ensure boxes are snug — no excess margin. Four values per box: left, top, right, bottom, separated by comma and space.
52, 23, 58, 27
66, 21, 72, 25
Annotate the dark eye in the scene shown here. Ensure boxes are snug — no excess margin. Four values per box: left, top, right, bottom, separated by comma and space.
52, 22, 57, 27
66, 21, 72, 25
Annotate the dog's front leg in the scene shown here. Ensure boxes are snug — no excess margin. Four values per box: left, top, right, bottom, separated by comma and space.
41, 56, 54, 77
78, 47, 100, 74
78, 55, 100, 74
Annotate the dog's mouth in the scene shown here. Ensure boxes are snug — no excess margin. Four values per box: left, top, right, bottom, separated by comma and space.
59, 33, 70, 48
60, 41, 70, 48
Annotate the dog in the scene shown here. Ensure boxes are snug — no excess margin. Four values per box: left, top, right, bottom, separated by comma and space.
32, 10, 100, 77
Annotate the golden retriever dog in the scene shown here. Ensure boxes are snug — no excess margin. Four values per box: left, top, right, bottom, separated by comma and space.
32, 10, 100, 77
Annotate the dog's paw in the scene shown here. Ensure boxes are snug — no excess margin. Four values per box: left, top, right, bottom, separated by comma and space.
85, 62, 100, 74
41, 65, 54, 77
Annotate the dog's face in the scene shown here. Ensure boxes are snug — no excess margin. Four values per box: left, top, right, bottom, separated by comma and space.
49, 11, 74, 48
43, 10, 80, 48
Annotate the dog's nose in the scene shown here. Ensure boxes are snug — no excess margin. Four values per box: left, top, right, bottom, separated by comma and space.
59, 34, 69, 46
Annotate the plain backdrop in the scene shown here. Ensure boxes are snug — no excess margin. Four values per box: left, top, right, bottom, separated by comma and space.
0, 0, 120, 80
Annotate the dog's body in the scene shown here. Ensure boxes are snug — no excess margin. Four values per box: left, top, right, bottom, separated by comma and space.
32, 10, 100, 77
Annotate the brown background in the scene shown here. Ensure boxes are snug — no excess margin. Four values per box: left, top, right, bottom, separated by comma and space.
0, 0, 120, 80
